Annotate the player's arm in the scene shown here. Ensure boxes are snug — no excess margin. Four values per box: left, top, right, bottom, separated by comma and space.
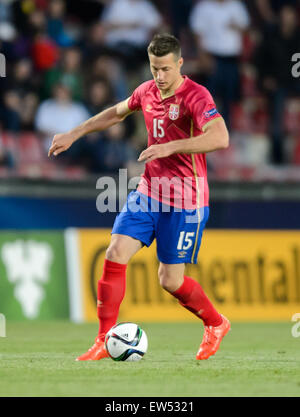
48, 98, 133, 157
138, 117, 229, 163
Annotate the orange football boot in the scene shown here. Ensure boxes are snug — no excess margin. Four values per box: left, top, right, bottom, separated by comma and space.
196, 314, 231, 360
76, 336, 109, 361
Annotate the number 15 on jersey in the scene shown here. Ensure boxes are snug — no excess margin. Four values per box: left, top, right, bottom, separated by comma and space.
153, 119, 165, 138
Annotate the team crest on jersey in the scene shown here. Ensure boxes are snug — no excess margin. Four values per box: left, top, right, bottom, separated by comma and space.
169, 104, 180, 120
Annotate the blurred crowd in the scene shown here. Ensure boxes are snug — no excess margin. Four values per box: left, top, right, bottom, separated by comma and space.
0, 0, 300, 181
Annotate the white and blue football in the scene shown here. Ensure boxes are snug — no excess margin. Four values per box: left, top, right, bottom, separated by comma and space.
105, 322, 148, 362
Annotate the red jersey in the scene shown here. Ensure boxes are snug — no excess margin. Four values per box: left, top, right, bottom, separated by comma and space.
128, 76, 222, 209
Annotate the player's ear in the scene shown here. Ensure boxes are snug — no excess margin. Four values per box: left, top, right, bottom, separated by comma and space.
178, 57, 184, 69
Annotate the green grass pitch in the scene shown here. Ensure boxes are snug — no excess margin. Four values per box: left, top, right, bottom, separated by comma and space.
0, 321, 299, 397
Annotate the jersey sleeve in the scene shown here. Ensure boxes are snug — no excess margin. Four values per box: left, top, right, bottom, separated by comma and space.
128, 81, 152, 112
188, 86, 222, 132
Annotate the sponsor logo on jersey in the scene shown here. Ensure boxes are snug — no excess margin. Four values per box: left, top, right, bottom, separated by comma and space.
145, 104, 152, 112
204, 108, 218, 118
169, 104, 180, 120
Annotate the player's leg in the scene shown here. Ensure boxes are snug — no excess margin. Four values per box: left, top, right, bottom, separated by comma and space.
76, 234, 142, 361
158, 262, 223, 326
156, 206, 230, 360
76, 191, 156, 361
97, 234, 142, 340
158, 261, 230, 360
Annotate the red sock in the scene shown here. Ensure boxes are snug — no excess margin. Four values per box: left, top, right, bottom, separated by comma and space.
172, 276, 222, 327
97, 259, 127, 341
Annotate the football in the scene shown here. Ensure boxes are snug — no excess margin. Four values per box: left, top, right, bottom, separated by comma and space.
105, 322, 148, 361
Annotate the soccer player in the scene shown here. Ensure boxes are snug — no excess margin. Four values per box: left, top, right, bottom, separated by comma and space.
48, 34, 231, 361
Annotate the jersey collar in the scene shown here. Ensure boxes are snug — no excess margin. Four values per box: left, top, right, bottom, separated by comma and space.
159, 75, 188, 101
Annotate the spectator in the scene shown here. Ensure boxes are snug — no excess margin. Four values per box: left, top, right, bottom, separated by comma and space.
0, 58, 39, 132
12, 0, 48, 35
21, 92, 39, 131
86, 79, 113, 115
0, 0, 16, 45
254, 5, 300, 164
42, 46, 84, 100
4, 59, 39, 131
100, 0, 162, 71
168, 0, 194, 39
35, 83, 90, 152
84, 22, 108, 61
0, 131, 15, 170
0, 90, 21, 132
90, 55, 128, 101
47, 0, 74, 47
0, 0, 13, 24
29, 9, 60, 72
6, 58, 37, 95
31, 30, 59, 71
90, 123, 138, 173
65, 0, 107, 25
255, 0, 299, 27
189, 0, 250, 128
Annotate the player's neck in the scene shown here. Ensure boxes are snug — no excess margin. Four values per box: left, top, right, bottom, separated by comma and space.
160, 75, 185, 100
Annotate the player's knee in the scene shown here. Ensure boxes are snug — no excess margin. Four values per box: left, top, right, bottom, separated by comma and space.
105, 244, 126, 264
158, 268, 175, 292
158, 264, 185, 293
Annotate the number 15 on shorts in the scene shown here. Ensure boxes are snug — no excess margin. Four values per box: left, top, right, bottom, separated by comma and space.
177, 231, 195, 250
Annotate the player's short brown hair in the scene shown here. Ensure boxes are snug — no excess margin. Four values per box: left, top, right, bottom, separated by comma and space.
147, 33, 181, 59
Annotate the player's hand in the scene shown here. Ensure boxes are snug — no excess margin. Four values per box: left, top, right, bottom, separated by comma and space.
137, 143, 174, 164
48, 132, 75, 157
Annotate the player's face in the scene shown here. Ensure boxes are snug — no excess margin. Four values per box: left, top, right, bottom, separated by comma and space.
149, 53, 183, 93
